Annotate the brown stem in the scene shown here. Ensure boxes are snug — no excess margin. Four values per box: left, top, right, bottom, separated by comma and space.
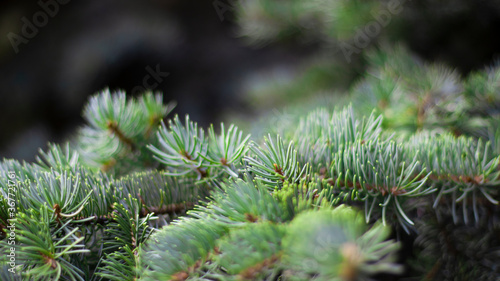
139, 202, 196, 217
244, 213, 259, 223
238, 254, 281, 280
417, 93, 433, 130
424, 259, 442, 281
145, 114, 161, 137
107, 120, 136, 150
53, 203, 63, 225
74, 202, 197, 226
180, 150, 207, 178
42, 253, 58, 269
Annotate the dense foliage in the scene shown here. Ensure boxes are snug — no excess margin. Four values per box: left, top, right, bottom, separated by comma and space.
2, 1, 500, 280
1, 46, 500, 279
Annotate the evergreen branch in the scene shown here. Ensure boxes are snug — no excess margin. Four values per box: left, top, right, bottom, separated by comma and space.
102, 197, 155, 253
192, 177, 290, 225
245, 134, 306, 188
74, 167, 115, 220
94, 245, 139, 281
283, 206, 402, 280
200, 123, 250, 178
294, 106, 383, 170
83, 89, 141, 148
1, 71, 499, 281
139, 217, 227, 280
94, 197, 154, 281
215, 222, 285, 279
332, 139, 434, 231
0, 159, 40, 186
77, 89, 174, 175
463, 64, 500, 117
148, 115, 208, 178
36, 143, 80, 172
5, 206, 88, 281
18, 170, 91, 223
409, 132, 500, 224
140, 93, 176, 136
114, 170, 207, 226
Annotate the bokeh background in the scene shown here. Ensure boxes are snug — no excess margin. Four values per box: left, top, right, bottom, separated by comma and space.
1, 0, 500, 161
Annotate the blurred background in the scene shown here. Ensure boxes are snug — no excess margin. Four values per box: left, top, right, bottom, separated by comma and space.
1, 0, 500, 161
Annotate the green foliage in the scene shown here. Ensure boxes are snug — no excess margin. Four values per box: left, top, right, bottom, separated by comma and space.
77, 89, 175, 175
94, 245, 139, 281
408, 132, 500, 224
139, 217, 227, 280
283, 207, 402, 281
17, 171, 92, 220
94, 197, 154, 281
294, 106, 383, 170
463, 65, 500, 117
1, 53, 500, 281
235, 0, 380, 45
149, 115, 208, 178
202, 124, 250, 178
191, 177, 289, 226
5, 206, 88, 280
215, 222, 285, 277
245, 135, 306, 188
36, 143, 80, 173
149, 115, 249, 179
331, 139, 434, 232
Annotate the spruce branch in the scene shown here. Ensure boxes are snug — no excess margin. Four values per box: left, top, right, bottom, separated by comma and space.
215, 222, 285, 279
2, 65, 500, 281
245, 134, 306, 188
114, 170, 207, 226
77, 89, 174, 175
409, 132, 500, 224
36, 143, 80, 173
139, 217, 227, 281
94, 197, 154, 281
192, 177, 290, 225
101, 196, 155, 253
0, 159, 40, 185
73, 167, 115, 220
148, 115, 209, 178
139, 93, 177, 137
18, 170, 92, 223
94, 245, 139, 281
331, 139, 434, 232
200, 123, 250, 178
294, 106, 382, 169
283, 206, 402, 280
3, 206, 89, 281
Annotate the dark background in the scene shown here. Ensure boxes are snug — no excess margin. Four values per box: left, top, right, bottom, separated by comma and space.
1, 0, 500, 161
